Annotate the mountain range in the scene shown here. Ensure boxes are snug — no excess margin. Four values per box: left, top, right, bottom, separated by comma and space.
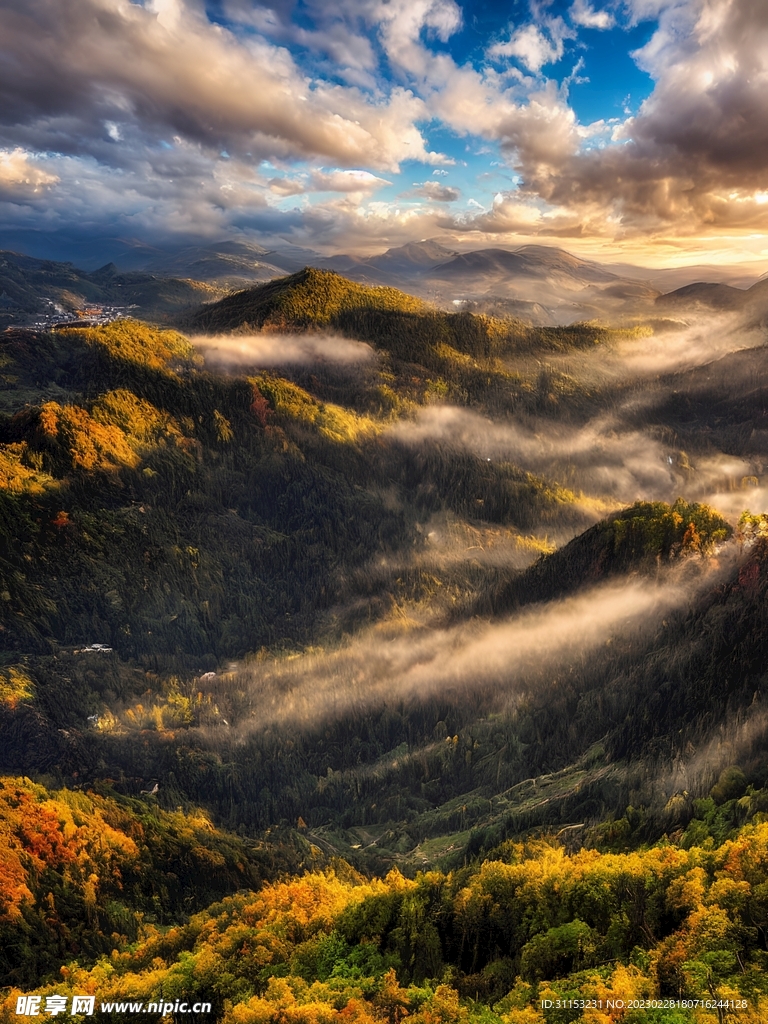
3, 265, 768, 1014
4, 237, 768, 329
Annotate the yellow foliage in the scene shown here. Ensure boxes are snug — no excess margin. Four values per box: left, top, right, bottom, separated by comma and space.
0, 777, 139, 923
0, 442, 57, 493
0, 666, 34, 709
214, 408, 234, 443
252, 375, 378, 443
65, 319, 197, 373
91, 389, 183, 448
39, 401, 139, 471
197, 268, 429, 334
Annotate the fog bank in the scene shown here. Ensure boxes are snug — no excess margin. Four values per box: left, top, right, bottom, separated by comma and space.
192, 332, 376, 368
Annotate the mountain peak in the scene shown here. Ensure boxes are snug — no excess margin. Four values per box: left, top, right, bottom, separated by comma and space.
188, 266, 428, 333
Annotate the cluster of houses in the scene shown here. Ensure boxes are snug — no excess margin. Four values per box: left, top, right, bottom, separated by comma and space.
31, 301, 130, 330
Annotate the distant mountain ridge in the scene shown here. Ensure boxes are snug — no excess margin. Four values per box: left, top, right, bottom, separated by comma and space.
655, 275, 768, 316
3, 236, 768, 329
0, 249, 222, 328
156, 237, 765, 324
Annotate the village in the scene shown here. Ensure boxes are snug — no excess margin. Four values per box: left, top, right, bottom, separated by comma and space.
30, 299, 132, 330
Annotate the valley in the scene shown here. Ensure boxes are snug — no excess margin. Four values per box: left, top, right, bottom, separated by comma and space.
2, 258, 768, 1021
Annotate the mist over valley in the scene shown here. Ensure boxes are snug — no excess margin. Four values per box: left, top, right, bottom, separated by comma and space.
3, 239, 768, 1022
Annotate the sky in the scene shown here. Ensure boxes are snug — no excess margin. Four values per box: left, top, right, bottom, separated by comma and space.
1, 0, 768, 267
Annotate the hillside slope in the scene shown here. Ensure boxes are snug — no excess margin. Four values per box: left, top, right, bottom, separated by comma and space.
0, 250, 222, 328
3, 294, 768, 1016
187, 267, 429, 333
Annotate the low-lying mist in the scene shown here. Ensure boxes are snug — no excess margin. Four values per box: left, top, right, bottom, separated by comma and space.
192, 332, 376, 368
615, 312, 764, 376
190, 553, 732, 741
389, 407, 678, 503
388, 405, 763, 513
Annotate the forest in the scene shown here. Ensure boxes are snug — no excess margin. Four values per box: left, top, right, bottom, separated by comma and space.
2, 269, 768, 1020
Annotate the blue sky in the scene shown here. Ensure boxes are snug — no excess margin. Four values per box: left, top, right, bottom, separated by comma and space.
0, 0, 767, 268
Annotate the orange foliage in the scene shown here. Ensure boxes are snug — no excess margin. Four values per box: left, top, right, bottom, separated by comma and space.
38, 401, 139, 471
0, 778, 139, 923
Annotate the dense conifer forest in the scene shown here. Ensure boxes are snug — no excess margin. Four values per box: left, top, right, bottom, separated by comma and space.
2, 270, 768, 1021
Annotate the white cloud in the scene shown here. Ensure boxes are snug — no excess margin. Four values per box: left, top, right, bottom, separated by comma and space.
0, 0, 767, 257
309, 168, 393, 193
489, 24, 563, 72
569, 0, 615, 30
0, 0, 444, 173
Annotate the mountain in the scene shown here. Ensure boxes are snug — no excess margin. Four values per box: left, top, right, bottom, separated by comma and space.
187, 266, 428, 333
9, 233, 768, 328
142, 239, 287, 287
309, 242, 664, 322
368, 239, 457, 272
605, 259, 765, 290
0, 249, 223, 328
4, 267, 768, 1015
655, 274, 768, 319
0, 231, 179, 271
131, 239, 668, 324
655, 280, 749, 311
184, 267, 644, 371
319, 240, 457, 279
429, 244, 620, 285
418, 244, 664, 321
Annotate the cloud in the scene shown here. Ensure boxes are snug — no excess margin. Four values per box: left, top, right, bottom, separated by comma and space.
0, 0, 441, 173
309, 169, 393, 193
411, 181, 461, 202
488, 24, 567, 73
265, 169, 392, 197
0, 147, 59, 196
223, 0, 379, 86
267, 177, 307, 197
529, 0, 768, 233
1, 0, 767, 257
569, 0, 615, 30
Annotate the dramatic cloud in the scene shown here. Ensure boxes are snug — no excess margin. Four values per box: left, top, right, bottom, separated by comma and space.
0, 0, 767, 259
530, 0, 768, 233
0, 147, 58, 197
0, 0, 439, 172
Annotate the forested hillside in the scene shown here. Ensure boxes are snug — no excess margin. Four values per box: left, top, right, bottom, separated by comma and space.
3, 776, 768, 1021
2, 271, 768, 1019
0, 251, 223, 327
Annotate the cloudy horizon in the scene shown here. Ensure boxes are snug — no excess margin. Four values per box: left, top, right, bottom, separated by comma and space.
1, 0, 768, 271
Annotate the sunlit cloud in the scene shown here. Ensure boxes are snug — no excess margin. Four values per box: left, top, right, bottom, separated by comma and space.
569, 0, 615, 30
0, 0, 766, 264
191, 332, 376, 368
0, 148, 59, 196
